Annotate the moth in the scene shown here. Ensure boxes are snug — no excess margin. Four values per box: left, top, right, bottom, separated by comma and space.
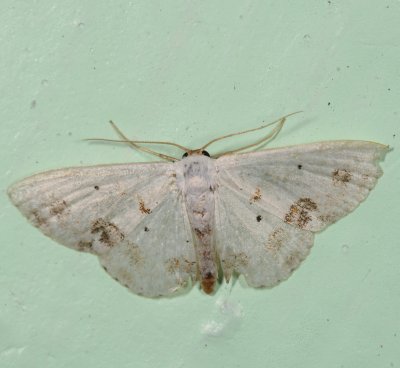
8, 114, 389, 297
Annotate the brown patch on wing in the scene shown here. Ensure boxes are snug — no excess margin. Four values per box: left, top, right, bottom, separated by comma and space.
126, 243, 144, 266
166, 257, 180, 273
284, 198, 318, 229
221, 252, 249, 269
76, 241, 93, 252
332, 169, 352, 186
266, 228, 286, 253
284, 250, 302, 272
250, 187, 262, 203
113, 269, 134, 287
138, 199, 151, 214
318, 214, 336, 225
31, 210, 46, 226
201, 272, 216, 294
221, 252, 249, 282
91, 218, 124, 247
50, 199, 68, 216
361, 173, 370, 181
166, 257, 196, 274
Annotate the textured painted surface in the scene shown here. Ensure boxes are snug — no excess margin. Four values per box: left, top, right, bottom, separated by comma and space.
1, 1, 399, 367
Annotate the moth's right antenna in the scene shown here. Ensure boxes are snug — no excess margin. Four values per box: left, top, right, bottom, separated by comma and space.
201, 111, 302, 157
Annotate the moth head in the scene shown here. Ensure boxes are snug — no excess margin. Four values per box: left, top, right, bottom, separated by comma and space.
182, 150, 210, 159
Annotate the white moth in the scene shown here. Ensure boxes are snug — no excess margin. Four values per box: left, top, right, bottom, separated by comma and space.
8, 114, 389, 297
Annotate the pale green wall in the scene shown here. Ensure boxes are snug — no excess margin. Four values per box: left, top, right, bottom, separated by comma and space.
1, 1, 399, 367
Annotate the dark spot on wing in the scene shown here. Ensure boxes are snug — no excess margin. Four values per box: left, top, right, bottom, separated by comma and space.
256, 215, 262, 222
94, 185, 99, 190
284, 198, 318, 229
332, 169, 352, 185
144, 226, 150, 232
297, 164, 302, 170
91, 218, 124, 247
